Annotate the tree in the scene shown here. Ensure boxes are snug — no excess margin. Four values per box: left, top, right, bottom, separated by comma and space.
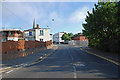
62, 33, 73, 41
82, 2, 120, 53
68, 33, 73, 38
72, 33, 82, 37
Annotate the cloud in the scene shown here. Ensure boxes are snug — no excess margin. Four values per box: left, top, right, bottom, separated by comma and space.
3, 0, 98, 2
2, 2, 93, 34
69, 6, 91, 24
49, 11, 64, 24
2, 2, 47, 29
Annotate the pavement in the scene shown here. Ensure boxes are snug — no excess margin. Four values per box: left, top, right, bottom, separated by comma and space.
1, 44, 120, 78
81, 47, 120, 63
1, 45, 58, 73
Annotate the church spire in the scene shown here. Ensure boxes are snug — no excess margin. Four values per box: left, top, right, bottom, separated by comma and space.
33, 18, 35, 29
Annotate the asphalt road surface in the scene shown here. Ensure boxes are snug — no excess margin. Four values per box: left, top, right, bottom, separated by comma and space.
2, 45, 119, 78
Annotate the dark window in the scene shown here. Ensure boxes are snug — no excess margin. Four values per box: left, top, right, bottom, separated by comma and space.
29, 32, 32, 36
40, 39, 43, 41
9, 32, 14, 36
40, 30, 43, 36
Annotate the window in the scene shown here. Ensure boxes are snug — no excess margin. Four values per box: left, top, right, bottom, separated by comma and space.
40, 39, 43, 41
19, 33, 23, 36
2, 32, 7, 36
40, 30, 43, 36
29, 32, 32, 36
28, 37, 34, 41
9, 32, 14, 36
2, 38, 7, 42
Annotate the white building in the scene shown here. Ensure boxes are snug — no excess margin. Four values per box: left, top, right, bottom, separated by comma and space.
24, 20, 51, 42
53, 32, 65, 43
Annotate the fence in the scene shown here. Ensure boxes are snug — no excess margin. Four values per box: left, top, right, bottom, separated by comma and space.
68, 40, 88, 47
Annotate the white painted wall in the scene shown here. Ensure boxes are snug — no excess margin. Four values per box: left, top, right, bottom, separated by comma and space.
53, 32, 65, 43
24, 30, 35, 41
37, 29, 51, 41
59, 32, 64, 42
53, 33, 59, 42
8, 37, 18, 41
24, 28, 51, 42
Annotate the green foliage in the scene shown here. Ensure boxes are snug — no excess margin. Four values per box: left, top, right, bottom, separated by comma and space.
62, 33, 73, 41
82, 2, 120, 53
72, 33, 82, 37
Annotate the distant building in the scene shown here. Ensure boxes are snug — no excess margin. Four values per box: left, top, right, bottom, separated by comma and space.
0, 29, 23, 42
24, 20, 51, 42
71, 34, 88, 41
53, 32, 65, 44
68, 34, 88, 47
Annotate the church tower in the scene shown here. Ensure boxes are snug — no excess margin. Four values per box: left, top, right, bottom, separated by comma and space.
33, 18, 35, 29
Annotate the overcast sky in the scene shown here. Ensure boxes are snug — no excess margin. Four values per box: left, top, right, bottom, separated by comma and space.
2, 2, 97, 34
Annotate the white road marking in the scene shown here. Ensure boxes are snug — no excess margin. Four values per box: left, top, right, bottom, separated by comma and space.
6, 70, 13, 74
74, 64, 85, 67
69, 54, 74, 60
68, 50, 77, 78
0, 74, 2, 80
73, 65, 77, 78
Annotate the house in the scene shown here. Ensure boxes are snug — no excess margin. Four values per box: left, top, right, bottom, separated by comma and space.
24, 20, 51, 42
53, 32, 65, 44
0, 29, 23, 42
71, 34, 88, 41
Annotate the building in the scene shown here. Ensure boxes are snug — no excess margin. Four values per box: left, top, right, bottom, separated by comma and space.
0, 29, 23, 42
71, 34, 88, 41
53, 32, 65, 44
68, 34, 88, 47
24, 20, 51, 42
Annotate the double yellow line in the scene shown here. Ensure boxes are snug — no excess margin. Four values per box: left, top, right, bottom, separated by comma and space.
80, 48, 120, 66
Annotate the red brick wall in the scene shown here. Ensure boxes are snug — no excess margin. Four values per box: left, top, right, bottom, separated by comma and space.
46, 40, 52, 46
2, 40, 52, 54
2, 40, 25, 54
24, 41, 46, 49
72, 36, 88, 41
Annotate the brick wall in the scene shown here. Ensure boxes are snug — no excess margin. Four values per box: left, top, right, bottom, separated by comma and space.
46, 40, 52, 46
72, 36, 88, 41
24, 41, 46, 49
2, 40, 53, 54
2, 40, 25, 54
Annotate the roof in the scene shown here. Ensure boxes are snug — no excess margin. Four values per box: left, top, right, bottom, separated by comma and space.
0, 29, 23, 32
24, 29, 35, 31
59, 31, 66, 33
71, 34, 83, 38
24, 28, 50, 31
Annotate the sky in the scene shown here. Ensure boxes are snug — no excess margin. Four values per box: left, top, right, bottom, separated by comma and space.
2, 2, 97, 34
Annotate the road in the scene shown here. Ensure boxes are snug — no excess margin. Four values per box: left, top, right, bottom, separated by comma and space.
2, 45, 119, 78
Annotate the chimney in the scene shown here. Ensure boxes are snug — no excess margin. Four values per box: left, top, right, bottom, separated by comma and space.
37, 24, 39, 29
